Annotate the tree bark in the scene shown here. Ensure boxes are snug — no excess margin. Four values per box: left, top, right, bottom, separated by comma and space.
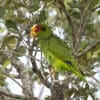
2, 52, 38, 100
51, 82, 64, 100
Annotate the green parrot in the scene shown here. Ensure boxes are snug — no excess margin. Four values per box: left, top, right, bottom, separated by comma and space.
30, 24, 85, 80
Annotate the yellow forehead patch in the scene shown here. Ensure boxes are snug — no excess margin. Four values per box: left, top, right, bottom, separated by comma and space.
30, 25, 38, 37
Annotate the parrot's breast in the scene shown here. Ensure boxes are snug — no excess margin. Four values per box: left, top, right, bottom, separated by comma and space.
38, 39, 67, 71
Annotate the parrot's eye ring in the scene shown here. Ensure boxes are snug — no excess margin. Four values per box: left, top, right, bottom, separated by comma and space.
42, 27, 46, 31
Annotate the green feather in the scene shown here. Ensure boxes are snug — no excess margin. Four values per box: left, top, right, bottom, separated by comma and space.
37, 24, 85, 80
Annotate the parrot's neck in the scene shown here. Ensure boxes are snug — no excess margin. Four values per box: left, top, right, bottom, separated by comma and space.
38, 30, 53, 41
37, 31, 53, 51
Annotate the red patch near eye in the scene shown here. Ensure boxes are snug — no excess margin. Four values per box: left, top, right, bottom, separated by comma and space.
35, 25, 42, 32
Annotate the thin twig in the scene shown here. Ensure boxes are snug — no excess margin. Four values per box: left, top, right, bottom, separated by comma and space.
0, 49, 43, 64
29, 49, 51, 88
56, 0, 75, 34
0, 87, 26, 100
74, 1, 93, 52
0, 69, 35, 100
53, 75, 73, 83
75, 41, 100, 57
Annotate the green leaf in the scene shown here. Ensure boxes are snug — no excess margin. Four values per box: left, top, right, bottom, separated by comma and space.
0, 75, 5, 86
1, 35, 17, 49
71, 8, 81, 18
68, 0, 79, 8
36, 10, 47, 23
5, 19, 17, 30
0, 7, 5, 18
0, 52, 8, 65
0, 70, 6, 86
29, 0, 40, 11
16, 46, 26, 57
0, 28, 6, 33
3, 60, 11, 68
86, 23, 95, 33
96, 9, 100, 15
79, 39, 89, 51
92, 0, 100, 6
92, 44, 100, 58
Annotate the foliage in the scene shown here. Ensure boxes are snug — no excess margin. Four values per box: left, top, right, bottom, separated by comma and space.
0, 0, 100, 100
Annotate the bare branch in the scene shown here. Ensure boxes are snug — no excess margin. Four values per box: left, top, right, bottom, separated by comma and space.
2, 51, 38, 100
0, 87, 26, 100
73, 1, 93, 52
30, 52, 51, 88
51, 82, 64, 100
56, 0, 75, 34
75, 41, 100, 57
0, 49, 43, 63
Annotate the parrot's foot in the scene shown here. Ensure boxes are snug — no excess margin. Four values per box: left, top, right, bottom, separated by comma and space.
48, 65, 56, 80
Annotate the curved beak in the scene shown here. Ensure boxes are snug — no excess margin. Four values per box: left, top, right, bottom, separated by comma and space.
30, 25, 38, 37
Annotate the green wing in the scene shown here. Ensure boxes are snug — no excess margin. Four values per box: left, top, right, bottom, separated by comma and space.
48, 35, 73, 62
47, 35, 85, 80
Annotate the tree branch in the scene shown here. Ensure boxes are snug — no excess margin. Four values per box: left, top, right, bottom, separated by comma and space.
2, 51, 39, 100
29, 47, 51, 88
56, 0, 75, 34
73, 1, 92, 52
0, 87, 26, 100
75, 41, 100, 58
51, 82, 65, 100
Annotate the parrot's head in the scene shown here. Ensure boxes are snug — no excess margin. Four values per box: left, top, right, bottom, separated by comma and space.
30, 24, 46, 38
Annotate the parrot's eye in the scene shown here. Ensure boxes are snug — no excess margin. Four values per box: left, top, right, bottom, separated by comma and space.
36, 25, 41, 31
42, 27, 46, 31
32, 24, 42, 33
